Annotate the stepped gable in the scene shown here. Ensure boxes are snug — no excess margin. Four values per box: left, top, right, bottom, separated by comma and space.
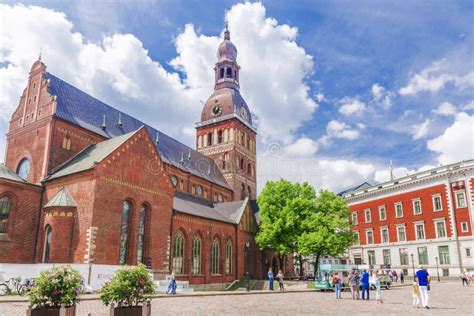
44, 72, 230, 189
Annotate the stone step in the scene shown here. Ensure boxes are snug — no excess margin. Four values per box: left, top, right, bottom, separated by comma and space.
155, 286, 194, 293
154, 280, 190, 287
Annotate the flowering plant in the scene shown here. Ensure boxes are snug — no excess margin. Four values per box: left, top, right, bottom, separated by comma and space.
28, 265, 82, 309
100, 264, 154, 307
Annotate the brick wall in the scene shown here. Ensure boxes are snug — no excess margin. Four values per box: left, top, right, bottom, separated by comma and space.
0, 179, 42, 263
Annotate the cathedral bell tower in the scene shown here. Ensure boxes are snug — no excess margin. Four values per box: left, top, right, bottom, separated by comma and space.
196, 25, 257, 201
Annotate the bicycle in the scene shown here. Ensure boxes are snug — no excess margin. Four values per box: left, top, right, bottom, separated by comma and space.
18, 278, 35, 296
0, 277, 23, 295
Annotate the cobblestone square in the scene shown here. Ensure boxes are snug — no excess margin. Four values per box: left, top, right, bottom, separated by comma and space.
0, 282, 472, 315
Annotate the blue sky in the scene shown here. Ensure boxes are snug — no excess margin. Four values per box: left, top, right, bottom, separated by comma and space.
0, 1, 473, 191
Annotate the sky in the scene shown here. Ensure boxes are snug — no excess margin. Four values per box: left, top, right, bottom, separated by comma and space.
0, 1, 473, 193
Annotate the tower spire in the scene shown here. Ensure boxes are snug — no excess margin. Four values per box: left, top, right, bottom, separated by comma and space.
224, 21, 230, 40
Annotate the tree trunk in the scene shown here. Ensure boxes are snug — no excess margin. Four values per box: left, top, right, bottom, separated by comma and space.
314, 253, 320, 278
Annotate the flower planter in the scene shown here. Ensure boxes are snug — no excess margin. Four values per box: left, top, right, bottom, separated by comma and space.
109, 303, 151, 316
27, 305, 76, 316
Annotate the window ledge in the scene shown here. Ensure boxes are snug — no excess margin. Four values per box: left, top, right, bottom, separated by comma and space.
0, 233, 12, 242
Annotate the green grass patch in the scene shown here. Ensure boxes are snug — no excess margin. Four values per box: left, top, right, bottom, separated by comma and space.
307, 282, 315, 289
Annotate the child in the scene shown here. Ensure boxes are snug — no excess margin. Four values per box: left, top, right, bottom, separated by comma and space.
166, 270, 177, 295
412, 277, 421, 308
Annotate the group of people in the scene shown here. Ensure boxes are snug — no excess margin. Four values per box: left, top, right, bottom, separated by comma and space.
268, 268, 285, 291
332, 265, 432, 309
388, 269, 405, 284
461, 269, 472, 287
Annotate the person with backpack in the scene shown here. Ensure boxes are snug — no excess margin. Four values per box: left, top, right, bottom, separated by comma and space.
332, 272, 342, 299
360, 269, 370, 300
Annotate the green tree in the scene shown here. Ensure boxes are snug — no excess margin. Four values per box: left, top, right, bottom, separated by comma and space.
255, 179, 316, 273
298, 190, 355, 274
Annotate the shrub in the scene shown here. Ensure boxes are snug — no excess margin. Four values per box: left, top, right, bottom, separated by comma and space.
28, 265, 82, 309
100, 264, 154, 307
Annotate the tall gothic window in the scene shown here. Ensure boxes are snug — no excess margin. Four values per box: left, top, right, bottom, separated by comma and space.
226, 67, 232, 78
225, 239, 232, 274
207, 132, 212, 146
43, 225, 52, 263
241, 183, 246, 200
192, 234, 201, 274
0, 196, 11, 233
220, 68, 225, 79
218, 130, 223, 143
247, 186, 251, 198
136, 204, 147, 264
173, 230, 185, 274
119, 201, 131, 264
211, 238, 220, 274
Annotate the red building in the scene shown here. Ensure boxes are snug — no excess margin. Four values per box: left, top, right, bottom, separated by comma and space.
341, 161, 474, 277
0, 27, 290, 287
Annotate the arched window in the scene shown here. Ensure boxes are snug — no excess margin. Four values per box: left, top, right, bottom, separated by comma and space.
220, 68, 225, 79
246, 137, 250, 150
241, 184, 246, 200
211, 238, 220, 274
247, 163, 251, 174
62, 136, 71, 150
218, 130, 223, 143
241, 133, 244, 144
43, 225, 52, 263
240, 158, 244, 170
136, 204, 147, 264
192, 234, 201, 274
173, 230, 185, 274
118, 201, 131, 264
247, 186, 251, 198
0, 196, 11, 233
17, 159, 30, 180
225, 239, 232, 274
226, 67, 233, 78
207, 132, 212, 146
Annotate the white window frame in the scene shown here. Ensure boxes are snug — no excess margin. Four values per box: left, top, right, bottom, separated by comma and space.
455, 191, 467, 208
461, 221, 469, 233
378, 205, 386, 221
396, 224, 406, 242
380, 227, 389, 244
364, 209, 372, 223
433, 218, 447, 238
414, 221, 425, 240
432, 194, 443, 212
352, 212, 358, 225
395, 202, 403, 218
353, 230, 360, 245
412, 198, 422, 215
365, 229, 374, 245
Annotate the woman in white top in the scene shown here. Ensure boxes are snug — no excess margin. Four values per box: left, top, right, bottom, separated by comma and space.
371, 270, 383, 304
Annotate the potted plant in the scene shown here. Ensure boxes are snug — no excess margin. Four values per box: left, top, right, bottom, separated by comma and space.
100, 264, 154, 316
26, 265, 82, 316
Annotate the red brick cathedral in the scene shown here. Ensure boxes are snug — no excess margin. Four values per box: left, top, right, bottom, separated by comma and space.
0, 27, 285, 285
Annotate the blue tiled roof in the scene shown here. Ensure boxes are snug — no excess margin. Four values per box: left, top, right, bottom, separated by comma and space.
44, 72, 230, 189
337, 182, 372, 197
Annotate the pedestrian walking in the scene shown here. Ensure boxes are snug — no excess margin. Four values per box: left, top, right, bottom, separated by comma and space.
393, 270, 398, 283
277, 269, 285, 291
268, 267, 274, 291
412, 278, 421, 308
461, 269, 469, 287
400, 270, 405, 284
360, 269, 370, 300
166, 270, 177, 295
415, 265, 431, 309
332, 272, 342, 299
348, 269, 359, 300
371, 270, 383, 304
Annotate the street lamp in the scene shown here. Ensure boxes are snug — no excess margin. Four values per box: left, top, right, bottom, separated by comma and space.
435, 257, 440, 282
410, 254, 415, 280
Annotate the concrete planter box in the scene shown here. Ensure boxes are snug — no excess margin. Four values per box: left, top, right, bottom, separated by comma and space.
27, 305, 76, 316
109, 303, 151, 316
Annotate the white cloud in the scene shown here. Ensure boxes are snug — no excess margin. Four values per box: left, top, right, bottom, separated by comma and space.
399, 59, 474, 96
371, 83, 393, 110
433, 102, 457, 116
427, 112, 474, 164
257, 154, 375, 193
325, 120, 360, 140
411, 119, 431, 140
374, 164, 436, 183
283, 137, 318, 157
463, 100, 474, 111
315, 92, 325, 102
338, 97, 366, 115
0, 3, 317, 161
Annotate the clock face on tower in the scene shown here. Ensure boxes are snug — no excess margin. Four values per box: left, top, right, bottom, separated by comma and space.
240, 107, 248, 121
212, 104, 222, 117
